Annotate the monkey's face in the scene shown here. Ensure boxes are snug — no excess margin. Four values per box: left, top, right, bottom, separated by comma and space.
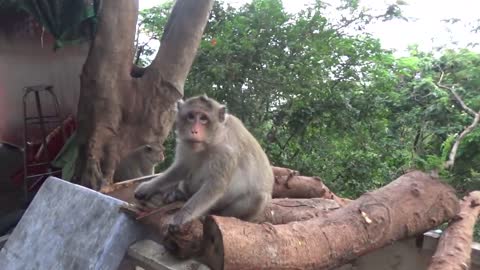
175, 96, 226, 147
143, 145, 165, 163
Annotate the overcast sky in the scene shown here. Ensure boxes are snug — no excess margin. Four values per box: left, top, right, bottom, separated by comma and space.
138, 0, 480, 56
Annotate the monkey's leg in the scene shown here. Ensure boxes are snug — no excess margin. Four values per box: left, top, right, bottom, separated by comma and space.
216, 192, 270, 221
170, 181, 226, 228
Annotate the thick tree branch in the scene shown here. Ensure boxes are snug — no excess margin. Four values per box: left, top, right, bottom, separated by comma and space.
144, 0, 214, 96
428, 191, 480, 270
83, 0, 138, 78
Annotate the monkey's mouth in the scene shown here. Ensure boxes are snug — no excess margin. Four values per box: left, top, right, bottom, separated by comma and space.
185, 138, 204, 144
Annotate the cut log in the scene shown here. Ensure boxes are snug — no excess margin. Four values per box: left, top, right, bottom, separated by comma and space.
272, 166, 351, 205
427, 191, 480, 270
201, 170, 459, 270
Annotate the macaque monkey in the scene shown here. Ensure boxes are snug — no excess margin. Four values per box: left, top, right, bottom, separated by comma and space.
134, 95, 274, 229
113, 144, 164, 182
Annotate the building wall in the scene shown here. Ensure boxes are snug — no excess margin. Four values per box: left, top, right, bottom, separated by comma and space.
0, 32, 89, 146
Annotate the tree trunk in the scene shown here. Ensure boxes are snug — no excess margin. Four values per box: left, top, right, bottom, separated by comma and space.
74, 0, 214, 190
201, 171, 459, 270
427, 191, 480, 270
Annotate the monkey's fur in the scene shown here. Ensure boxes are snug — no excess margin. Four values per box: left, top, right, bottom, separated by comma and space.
113, 144, 164, 182
134, 95, 274, 229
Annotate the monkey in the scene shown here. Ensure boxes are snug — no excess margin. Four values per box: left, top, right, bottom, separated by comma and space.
113, 144, 165, 182
134, 94, 274, 230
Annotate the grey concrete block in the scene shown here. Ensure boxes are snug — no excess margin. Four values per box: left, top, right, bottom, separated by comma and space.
127, 239, 209, 270
0, 177, 145, 270
0, 233, 9, 249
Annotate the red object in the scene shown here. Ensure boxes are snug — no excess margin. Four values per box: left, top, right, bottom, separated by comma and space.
211, 38, 217, 46
11, 115, 77, 190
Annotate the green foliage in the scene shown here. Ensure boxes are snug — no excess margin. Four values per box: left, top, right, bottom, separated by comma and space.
139, 0, 480, 228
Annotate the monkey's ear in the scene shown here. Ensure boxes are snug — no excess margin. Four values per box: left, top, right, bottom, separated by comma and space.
218, 106, 227, 122
200, 94, 209, 101
176, 99, 184, 111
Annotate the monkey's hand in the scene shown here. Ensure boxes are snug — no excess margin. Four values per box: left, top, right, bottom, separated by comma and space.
134, 181, 158, 202
162, 189, 187, 204
167, 210, 189, 233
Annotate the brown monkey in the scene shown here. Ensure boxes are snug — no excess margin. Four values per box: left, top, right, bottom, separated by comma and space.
134, 95, 274, 229
113, 144, 164, 182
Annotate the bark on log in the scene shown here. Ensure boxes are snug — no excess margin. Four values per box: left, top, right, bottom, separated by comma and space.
75, 0, 214, 190
427, 191, 480, 270
258, 198, 340, 224
201, 170, 459, 270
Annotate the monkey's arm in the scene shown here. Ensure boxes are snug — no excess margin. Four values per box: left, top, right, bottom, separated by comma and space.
173, 179, 227, 225
134, 163, 187, 200
153, 162, 187, 186
172, 148, 236, 226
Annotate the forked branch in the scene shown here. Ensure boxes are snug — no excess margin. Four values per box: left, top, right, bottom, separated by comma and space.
436, 71, 480, 169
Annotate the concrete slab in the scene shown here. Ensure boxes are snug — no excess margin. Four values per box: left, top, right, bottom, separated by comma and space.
127, 239, 209, 270
0, 176, 145, 270
0, 233, 9, 248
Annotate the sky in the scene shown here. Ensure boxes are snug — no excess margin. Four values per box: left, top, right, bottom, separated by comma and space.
138, 0, 480, 56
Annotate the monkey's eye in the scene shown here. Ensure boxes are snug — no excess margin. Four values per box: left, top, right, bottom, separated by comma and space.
199, 115, 209, 124
186, 112, 195, 122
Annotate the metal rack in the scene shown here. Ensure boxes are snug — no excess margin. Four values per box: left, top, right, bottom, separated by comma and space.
22, 85, 65, 203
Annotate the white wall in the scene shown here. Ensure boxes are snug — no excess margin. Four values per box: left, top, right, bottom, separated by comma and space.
0, 32, 89, 146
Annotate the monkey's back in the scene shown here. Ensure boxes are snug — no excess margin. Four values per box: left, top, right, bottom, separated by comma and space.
223, 114, 274, 195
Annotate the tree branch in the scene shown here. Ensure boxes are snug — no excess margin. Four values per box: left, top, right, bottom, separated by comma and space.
437, 71, 476, 117
436, 71, 480, 169
144, 0, 214, 97
445, 112, 480, 169
83, 0, 139, 78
